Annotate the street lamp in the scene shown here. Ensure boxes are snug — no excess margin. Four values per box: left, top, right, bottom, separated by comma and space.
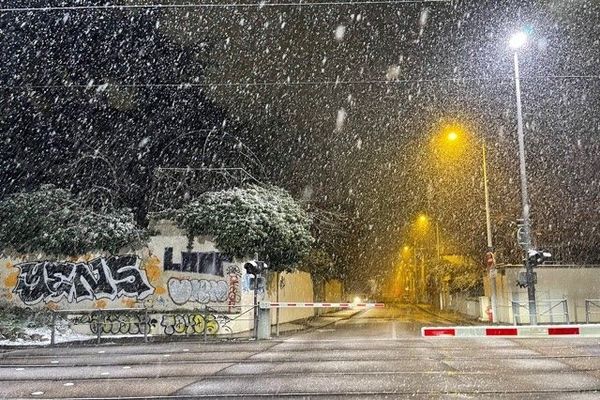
441, 129, 498, 323
510, 31, 537, 325
413, 214, 441, 303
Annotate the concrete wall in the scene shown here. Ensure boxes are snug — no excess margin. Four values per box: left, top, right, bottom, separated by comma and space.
485, 265, 600, 324
0, 220, 253, 335
269, 271, 315, 325
447, 293, 481, 319
324, 280, 343, 303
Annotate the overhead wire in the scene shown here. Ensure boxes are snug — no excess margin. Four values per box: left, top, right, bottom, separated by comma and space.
0, 1, 452, 13
0, 75, 598, 90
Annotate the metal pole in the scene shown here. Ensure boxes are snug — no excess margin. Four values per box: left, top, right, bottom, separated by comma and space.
96, 311, 103, 344
585, 300, 589, 324
563, 300, 570, 325
253, 275, 259, 339
203, 305, 208, 342
412, 240, 417, 303
143, 309, 148, 343
513, 51, 537, 325
275, 271, 280, 336
482, 143, 498, 323
50, 312, 57, 346
435, 221, 441, 259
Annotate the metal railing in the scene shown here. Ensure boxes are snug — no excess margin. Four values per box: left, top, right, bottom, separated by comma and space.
585, 299, 600, 324
511, 299, 569, 325
50, 304, 257, 346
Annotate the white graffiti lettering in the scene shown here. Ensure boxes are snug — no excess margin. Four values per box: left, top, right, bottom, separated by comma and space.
167, 278, 228, 305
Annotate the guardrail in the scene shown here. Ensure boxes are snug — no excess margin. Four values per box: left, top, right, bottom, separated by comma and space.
585, 299, 600, 324
511, 299, 569, 325
50, 304, 257, 346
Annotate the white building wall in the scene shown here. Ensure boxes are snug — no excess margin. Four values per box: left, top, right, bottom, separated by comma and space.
489, 266, 600, 324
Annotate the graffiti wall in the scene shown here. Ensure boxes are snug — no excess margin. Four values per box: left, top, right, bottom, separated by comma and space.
0, 220, 321, 336
12, 256, 154, 305
0, 220, 250, 335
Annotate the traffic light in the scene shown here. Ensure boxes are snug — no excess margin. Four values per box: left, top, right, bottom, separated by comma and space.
244, 261, 269, 290
243, 260, 268, 275
516, 271, 537, 288
527, 249, 552, 266
248, 276, 267, 290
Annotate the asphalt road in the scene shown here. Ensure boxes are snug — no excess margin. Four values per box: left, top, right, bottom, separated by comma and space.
1, 304, 600, 399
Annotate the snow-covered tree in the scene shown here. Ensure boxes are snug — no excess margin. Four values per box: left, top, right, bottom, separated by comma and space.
0, 185, 146, 258
428, 258, 483, 295
174, 185, 313, 271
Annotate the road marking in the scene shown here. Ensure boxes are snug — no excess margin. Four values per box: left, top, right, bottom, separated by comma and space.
63, 382, 74, 387
31, 392, 44, 396
182, 348, 190, 352
123, 366, 131, 369
392, 322, 397, 339
15, 368, 25, 371
100, 372, 110, 376
50, 360, 59, 364
98, 350, 106, 354
163, 354, 171, 357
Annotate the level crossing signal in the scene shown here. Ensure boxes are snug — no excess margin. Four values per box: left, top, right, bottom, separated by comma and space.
244, 260, 268, 290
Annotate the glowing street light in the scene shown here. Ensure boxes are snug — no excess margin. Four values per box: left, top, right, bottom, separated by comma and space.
509, 31, 528, 49
437, 124, 497, 322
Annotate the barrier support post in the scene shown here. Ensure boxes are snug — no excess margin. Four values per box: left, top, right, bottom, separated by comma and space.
257, 305, 271, 340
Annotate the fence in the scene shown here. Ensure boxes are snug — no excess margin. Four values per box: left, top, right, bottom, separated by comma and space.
585, 299, 600, 324
50, 304, 257, 345
511, 299, 570, 325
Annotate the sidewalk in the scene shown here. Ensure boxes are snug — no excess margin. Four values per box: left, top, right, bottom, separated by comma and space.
414, 303, 482, 325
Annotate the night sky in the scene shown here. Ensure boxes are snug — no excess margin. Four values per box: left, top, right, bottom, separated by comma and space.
1, 1, 599, 280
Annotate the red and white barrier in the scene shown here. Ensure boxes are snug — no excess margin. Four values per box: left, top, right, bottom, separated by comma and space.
422, 324, 600, 338
260, 302, 385, 309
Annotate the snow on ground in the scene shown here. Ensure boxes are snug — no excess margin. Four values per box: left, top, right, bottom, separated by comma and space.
0, 325, 93, 347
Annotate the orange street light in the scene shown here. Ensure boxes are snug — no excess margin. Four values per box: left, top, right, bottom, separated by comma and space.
447, 131, 458, 142
434, 122, 497, 322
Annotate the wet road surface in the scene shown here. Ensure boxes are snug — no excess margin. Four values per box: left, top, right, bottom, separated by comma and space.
1, 304, 599, 399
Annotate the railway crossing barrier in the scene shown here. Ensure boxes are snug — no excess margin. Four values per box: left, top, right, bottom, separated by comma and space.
422, 324, 600, 337
259, 302, 385, 309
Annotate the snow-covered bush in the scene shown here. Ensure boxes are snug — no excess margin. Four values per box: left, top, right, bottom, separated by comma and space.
0, 185, 146, 257
174, 184, 314, 271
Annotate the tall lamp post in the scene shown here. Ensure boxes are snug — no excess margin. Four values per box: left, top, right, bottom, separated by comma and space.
510, 31, 537, 325
445, 130, 497, 322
